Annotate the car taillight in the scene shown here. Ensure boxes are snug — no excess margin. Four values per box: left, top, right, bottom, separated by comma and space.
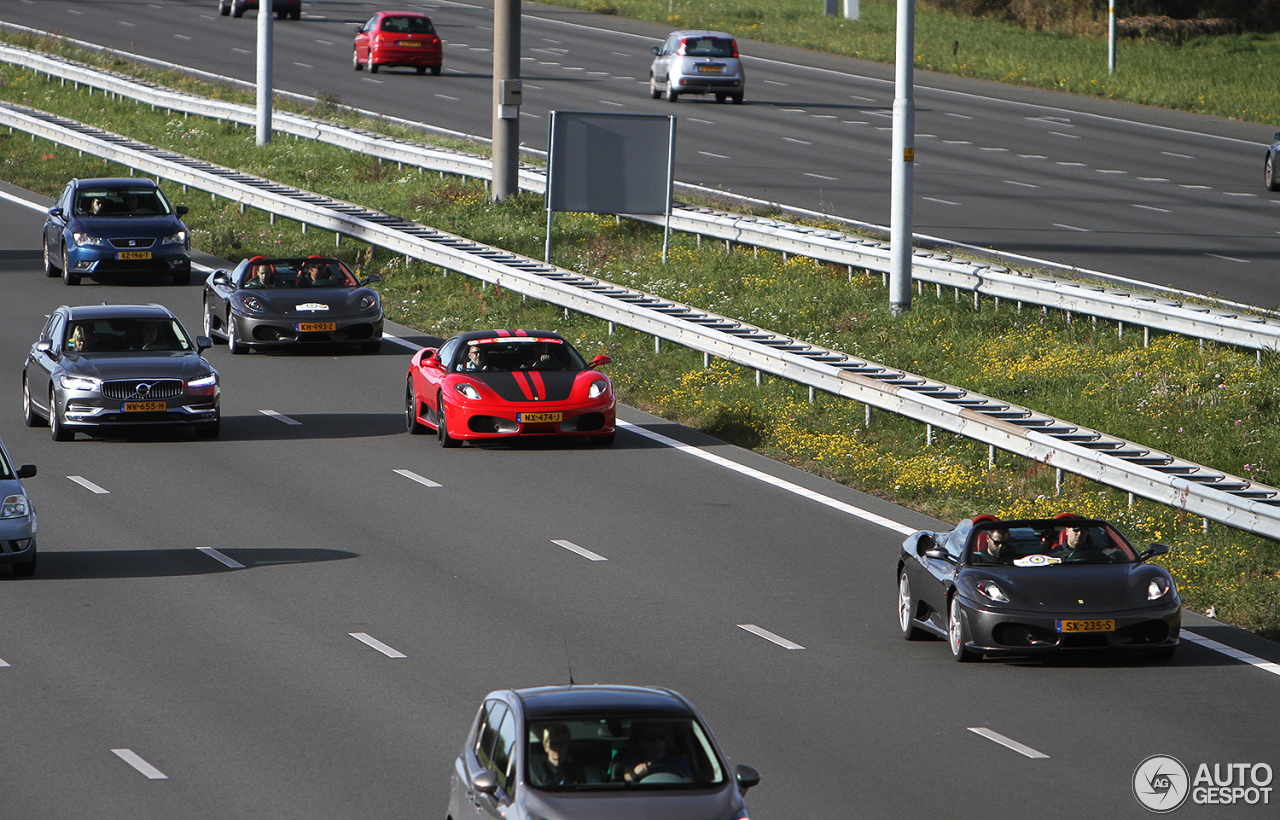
731, 41, 739, 57
677, 39, 687, 55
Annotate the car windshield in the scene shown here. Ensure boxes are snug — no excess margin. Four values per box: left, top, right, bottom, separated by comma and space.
381, 15, 434, 34
65, 318, 193, 353
239, 258, 359, 289
525, 717, 724, 792
74, 187, 172, 217
682, 37, 735, 57
966, 521, 1140, 566
452, 338, 587, 373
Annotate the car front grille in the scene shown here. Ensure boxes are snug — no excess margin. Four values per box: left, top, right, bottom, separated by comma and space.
101, 379, 185, 400
107, 237, 158, 249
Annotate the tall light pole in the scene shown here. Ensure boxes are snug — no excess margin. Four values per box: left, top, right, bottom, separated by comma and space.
889, 0, 914, 315
492, 0, 522, 201
256, 0, 273, 146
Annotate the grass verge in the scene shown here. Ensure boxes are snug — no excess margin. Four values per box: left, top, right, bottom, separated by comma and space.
0, 56, 1277, 640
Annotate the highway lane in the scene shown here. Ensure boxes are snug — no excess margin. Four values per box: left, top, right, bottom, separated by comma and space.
4, 0, 1279, 309
2, 183, 1280, 818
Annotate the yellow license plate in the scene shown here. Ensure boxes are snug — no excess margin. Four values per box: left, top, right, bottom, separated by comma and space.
123, 401, 167, 412
117, 251, 152, 260
297, 322, 337, 332
1057, 619, 1115, 633
697, 65, 723, 73
398, 40, 421, 47
519, 412, 562, 423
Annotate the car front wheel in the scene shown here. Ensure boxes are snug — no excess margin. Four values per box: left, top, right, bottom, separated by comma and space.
1267, 154, 1280, 192
228, 319, 247, 354
649, 75, 661, 99
219, 0, 230, 16
23, 375, 46, 428
231, 0, 245, 18
437, 398, 459, 448
948, 595, 980, 662
353, 49, 363, 71
62, 245, 80, 286
898, 571, 928, 640
49, 388, 72, 442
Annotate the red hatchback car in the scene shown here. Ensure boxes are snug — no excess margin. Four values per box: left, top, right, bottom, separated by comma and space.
353, 11, 443, 75
406, 330, 616, 447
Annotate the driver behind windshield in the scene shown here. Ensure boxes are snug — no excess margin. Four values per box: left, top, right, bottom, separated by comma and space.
529, 723, 587, 787
615, 720, 693, 783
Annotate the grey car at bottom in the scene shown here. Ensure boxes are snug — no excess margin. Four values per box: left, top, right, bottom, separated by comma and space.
449, 684, 759, 820
0, 438, 37, 577
23, 303, 220, 441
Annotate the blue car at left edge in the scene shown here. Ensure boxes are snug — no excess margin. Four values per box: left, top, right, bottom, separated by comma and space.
42, 177, 191, 286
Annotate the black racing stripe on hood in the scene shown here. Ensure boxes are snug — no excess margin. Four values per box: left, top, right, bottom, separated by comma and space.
470, 371, 578, 402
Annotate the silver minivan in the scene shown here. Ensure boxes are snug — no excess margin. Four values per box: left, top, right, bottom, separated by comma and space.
0, 439, 37, 577
649, 30, 744, 104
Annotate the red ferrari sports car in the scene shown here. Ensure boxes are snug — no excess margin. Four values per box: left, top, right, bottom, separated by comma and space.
406, 330, 616, 446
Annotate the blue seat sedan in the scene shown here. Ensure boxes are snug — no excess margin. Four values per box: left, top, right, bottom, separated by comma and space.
0, 438, 36, 577
42, 178, 191, 286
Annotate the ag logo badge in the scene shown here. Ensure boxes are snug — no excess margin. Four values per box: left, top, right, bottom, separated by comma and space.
1134, 755, 1189, 813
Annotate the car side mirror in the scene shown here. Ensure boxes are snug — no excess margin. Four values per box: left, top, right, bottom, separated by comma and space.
735, 764, 760, 792
195, 335, 213, 352
915, 532, 935, 556
473, 770, 499, 795
16, 465, 36, 480
422, 354, 441, 369
589, 354, 612, 367
1142, 543, 1169, 560
355, 26, 365, 33
924, 548, 954, 563
212, 271, 231, 286
49, 207, 64, 220
36, 340, 53, 354
651, 46, 660, 55
361, 273, 382, 285
176, 206, 189, 216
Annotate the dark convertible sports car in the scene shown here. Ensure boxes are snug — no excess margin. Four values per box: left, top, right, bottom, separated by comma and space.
897, 515, 1181, 662
406, 330, 616, 447
202, 256, 383, 353
1267, 132, 1280, 191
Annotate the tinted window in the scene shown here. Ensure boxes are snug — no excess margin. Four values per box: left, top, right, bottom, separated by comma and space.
475, 701, 509, 770
682, 37, 735, 58
74, 186, 172, 217
381, 16, 434, 34
491, 708, 518, 793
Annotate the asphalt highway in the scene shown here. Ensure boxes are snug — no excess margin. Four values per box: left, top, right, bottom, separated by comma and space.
3, 0, 1279, 307
2, 180, 1280, 818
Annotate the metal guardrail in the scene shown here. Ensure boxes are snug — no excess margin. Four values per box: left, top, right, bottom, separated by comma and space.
6, 43, 1280, 355
4, 99, 1280, 539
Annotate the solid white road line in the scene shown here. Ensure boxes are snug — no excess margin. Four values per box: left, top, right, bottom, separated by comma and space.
260, 410, 301, 425
1182, 631, 1280, 676
350, 633, 407, 658
552, 539, 607, 561
67, 476, 109, 494
112, 749, 168, 779
394, 469, 442, 488
197, 547, 244, 569
381, 333, 419, 350
967, 727, 1050, 759
617, 421, 915, 535
737, 624, 805, 650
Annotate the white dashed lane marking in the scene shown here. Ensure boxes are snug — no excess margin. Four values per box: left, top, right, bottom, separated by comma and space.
67, 476, 108, 494
350, 633, 407, 658
738, 624, 804, 650
394, 469, 442, 488
112, 749, 168, 779
968, 728, 1050, 759
260, 410, 301, 426
552, 539, 607, 561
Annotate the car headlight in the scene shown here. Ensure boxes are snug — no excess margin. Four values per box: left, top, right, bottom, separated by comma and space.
238, 295, 265, 313
975, 580, 1009, 603
71, 231, 107, 248
588, 378, 610, 398
1147, 577, 1172, 600
160, 230, 187, 246
59, 374, 101, 391
358, 294, 379, 311
454, 382, 481, 400
0, 494, 29, 519
187, 374, 218, 396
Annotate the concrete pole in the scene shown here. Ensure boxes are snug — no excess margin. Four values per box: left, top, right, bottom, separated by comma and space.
889, 0, 914, 315
1108, 0, 1116, 74
256, 0, 273, 146
492, 0, 521, 201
